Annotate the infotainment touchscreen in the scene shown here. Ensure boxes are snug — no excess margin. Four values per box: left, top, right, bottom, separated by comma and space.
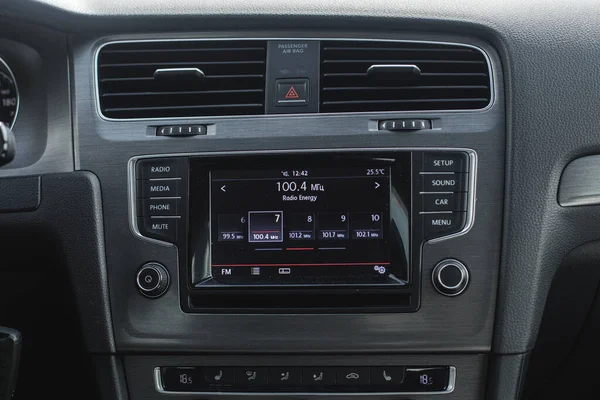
207, 165, 408, 286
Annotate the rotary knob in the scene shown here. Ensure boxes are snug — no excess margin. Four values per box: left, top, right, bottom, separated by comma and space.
432, 259, 469, 296
136, 262, 170, 298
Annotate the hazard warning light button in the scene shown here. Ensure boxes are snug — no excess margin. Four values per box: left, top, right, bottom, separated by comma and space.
275, 79, 309, 107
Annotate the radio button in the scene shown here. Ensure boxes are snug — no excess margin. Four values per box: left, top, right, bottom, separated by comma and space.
138, 217, 178, 242
424, 212, 466, 239
423, 152, 468, 173
422, 193, 467, 212
139, 179, 182, 198
422, 173, 467, 192
137, 158, 183, 179
139, 198, 179, 216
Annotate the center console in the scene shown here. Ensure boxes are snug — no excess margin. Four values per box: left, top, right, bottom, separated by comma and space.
69, 31, 505, 400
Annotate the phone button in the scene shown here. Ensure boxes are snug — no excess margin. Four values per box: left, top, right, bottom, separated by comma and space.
204, 367, 235, 385
235, 367, 268, 386
370, 367, 405, 386
302, 367, 336, 386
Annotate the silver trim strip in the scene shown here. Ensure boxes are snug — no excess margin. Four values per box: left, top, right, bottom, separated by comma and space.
0, 56, 20, 129
127, 148, 477, 247
95, 37, 495, 122
558, 154, 600, 206
153, 366, 456, 396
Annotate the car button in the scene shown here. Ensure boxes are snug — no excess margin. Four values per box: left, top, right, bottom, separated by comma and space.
138, 217, 178, 242
268, 367, 302, 386
423, 152, 468, 173
403, 367, 449, 392
422, 193, 467, 212
276, 79, 309, 106
137, 158, 184, 179
422, 173, 467, 192
370, 367, 405, 386
335, 367, 370, 386
302, 367, 336, 386
235, 367, 268, 386
424, 212, 466, 239
139, 179, 182, 198
204, 367, 235, 385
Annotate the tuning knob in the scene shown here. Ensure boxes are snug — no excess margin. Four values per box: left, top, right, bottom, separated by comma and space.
136, 262, 170, 298
432, 259, 469, 296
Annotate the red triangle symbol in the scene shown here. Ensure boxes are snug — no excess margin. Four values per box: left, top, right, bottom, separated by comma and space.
285, 86, 300, 99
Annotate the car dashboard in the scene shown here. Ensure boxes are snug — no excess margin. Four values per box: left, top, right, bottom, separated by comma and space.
0, 1, 598, 399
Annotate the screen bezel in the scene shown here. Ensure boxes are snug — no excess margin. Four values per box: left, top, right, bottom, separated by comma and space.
188, 153, 413, 291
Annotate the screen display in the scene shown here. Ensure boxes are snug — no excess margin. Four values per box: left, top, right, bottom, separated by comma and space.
208, 166, 408, 286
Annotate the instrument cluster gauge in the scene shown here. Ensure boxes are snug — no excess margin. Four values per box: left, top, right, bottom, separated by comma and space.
0, 57, 19, 128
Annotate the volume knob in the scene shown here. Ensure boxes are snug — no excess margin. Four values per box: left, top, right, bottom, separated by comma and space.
432, 259, 469, 296
136, 262, 170, 298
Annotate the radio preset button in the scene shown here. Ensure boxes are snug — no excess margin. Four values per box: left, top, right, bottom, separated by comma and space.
138, 217, 178, 242
422, 193, 466, 212
137, 158, 183, 179
422, 173, 467, 192
139, 198, 180, 216
424, 212, 466, 239
423, 152, 468, 173
139, 179, 182, 198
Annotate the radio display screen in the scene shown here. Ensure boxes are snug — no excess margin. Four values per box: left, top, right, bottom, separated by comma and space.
207, 164, 409, 286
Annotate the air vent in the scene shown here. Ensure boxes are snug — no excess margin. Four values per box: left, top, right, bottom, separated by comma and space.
320, 41, 492, 113
97, 40, 267, 119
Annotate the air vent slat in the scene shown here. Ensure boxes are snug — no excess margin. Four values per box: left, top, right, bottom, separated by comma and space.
98, 40, 267, 119
320, 40, 492, 113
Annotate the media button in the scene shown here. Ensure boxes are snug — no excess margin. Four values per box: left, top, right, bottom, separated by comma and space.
268, 367, 302, 386
370, 367, 405, 386
204, 367, 235, 385
139, 179, 182, 198
302, 367, 336, 386
335, 367, 370, 386
235, 367, 268, 386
